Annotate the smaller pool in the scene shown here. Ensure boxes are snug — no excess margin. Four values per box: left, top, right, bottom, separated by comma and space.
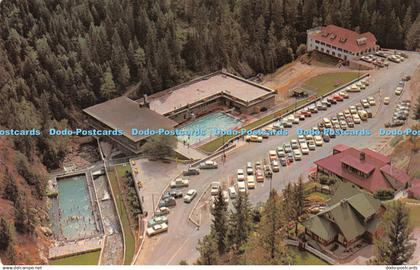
177, 112, 241, 145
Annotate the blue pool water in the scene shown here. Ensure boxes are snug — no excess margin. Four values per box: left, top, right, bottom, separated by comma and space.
57, 174, 97, 240
178, 112, 241, 145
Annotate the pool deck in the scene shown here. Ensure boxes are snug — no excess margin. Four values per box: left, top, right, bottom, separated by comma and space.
175, 141, 207, 160
48, 236, 103, 260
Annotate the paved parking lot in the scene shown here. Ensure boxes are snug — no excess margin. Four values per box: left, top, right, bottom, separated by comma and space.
136, 52, 420, 265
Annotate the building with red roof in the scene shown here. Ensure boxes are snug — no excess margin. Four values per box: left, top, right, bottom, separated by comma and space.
307, 25, 378, 61
315, 145, 410, 193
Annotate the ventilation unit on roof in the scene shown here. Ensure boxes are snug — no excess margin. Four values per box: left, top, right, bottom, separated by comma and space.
321, 32, 330, 37
339, 37, 347, 43
357, 37, 367, 46
330, 34, 337, 40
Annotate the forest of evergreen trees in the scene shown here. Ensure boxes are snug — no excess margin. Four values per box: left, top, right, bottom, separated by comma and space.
0, 0, 418, 168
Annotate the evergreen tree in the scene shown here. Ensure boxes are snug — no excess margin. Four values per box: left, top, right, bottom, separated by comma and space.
14, 195, 31, 233
0, 217, 14, 251
242, 189, 292, 264
3, 169, 18, 203
100, 66, 117, 99
196, 234, 218, 265
211, 189, 228, 255
227, 192, 252, 251
372, 201, 415, 265
282, 182, 295, 237
405, 14, 420, 50
292, 176, 307, 236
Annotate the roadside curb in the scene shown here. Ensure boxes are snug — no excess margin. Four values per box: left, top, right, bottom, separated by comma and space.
188, 183, 212, 227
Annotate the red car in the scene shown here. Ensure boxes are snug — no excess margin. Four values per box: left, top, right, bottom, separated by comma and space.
255, 170, 264, 182
333, 94, 343, 101
301, 109, 312, 117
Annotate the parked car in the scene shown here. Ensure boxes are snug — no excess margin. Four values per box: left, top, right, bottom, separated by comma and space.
146, 223, 168, 237
246, 162, 254, 175
307, 140, 316, 151
170, 178, 189, 188
159, 196, 176, 208
154, 207, 170, 217
293, 149, 302, 161
279, 157, 287, 166
199, 160, 218, 169
168, 190, 183, 199
290, 139, 299, 149
367, 97, 376, 106
237, 169, 245, 181
300, 143, 309, 155
322, 134, 330, 142
327, 97, 337, 104
245, 135, 263, 143
269, 150, 277, 161
314, 136, 323, 146
339, 91, 349, 98
271, 160, 280, 172
147, 216, 168, 228
276, 147, 286, 158
182, 167, 200, 176
255, 161, 262, 170
246, 176, 256, 189
228, 186, 237, 199
395, 87, 403, 95
210, 182, 221, 196
283, 143, 292, 153
255, 169, 264, 182
183, 189, 197, 203
264, 165, 273, 177
237, 181, 247, 194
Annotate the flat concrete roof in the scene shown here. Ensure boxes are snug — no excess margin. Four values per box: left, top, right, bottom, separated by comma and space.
147, 71, 275, 115
83, 96, 177, 142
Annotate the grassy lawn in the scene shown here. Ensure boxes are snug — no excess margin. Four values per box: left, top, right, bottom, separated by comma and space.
49, 250, 100, 265
407, 203, 420, 228
108, 167, 136, 265
307, 192, 330, 204
198, 98, 309, 153
303, 72, 361, 96
289, 246, 328, 265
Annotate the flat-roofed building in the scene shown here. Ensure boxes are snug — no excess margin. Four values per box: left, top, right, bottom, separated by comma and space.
142, 70, 276, 123
307, 25, 378, 61
83, 96, 177, 154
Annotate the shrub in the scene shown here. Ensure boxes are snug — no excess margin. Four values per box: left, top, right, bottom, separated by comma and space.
374, 189, 395, 201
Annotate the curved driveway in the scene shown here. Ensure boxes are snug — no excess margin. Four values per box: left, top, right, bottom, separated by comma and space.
137, 53, 420, 265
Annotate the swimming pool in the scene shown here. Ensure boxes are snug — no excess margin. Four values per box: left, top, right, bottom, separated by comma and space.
56, 174, 97, 240
177, 112, 241, 145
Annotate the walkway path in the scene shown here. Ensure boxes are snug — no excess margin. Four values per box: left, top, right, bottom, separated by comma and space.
175, 141, 207, 160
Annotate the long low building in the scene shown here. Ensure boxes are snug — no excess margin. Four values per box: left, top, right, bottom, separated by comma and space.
83, 70, 276, 154
141, 70, 276, 123
83, 96, 178, 154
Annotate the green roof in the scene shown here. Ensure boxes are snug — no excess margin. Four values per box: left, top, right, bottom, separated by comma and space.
303, 215, 338, 242
304, 182, 382, 242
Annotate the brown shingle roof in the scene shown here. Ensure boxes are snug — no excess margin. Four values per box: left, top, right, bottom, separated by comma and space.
83, 96, 178, 142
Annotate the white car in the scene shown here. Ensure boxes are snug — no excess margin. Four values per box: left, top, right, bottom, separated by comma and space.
271, 160, 280, 172
367, 97, 376, 106
170, 178, 189, 188
307, 140, 316, 150
146, 223, 168, 237
183, 189, 197, 203
210, 182, 221, 196
395, 87, 403, 95
352, 114, 361, 124
245, 135, 263, 142
199, 160, 218, 169
237, 181, 247, 194
290, 139, 299, 149
237, 169, 245, 181
293, 149, 302, 161
314, 136, 323, 146
300, 143, 309, 155
228, 186, 237, 199
384, 97, 390, 105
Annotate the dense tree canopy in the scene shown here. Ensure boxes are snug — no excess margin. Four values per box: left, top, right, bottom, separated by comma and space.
0, 0, 418, 168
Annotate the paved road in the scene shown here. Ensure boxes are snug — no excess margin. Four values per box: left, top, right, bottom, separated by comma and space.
137, 53, 420, 265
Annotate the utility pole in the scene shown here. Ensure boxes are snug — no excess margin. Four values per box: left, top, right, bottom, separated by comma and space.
152, 194, 156, 215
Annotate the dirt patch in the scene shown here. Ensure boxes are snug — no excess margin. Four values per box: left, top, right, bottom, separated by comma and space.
262, 59, 360, 102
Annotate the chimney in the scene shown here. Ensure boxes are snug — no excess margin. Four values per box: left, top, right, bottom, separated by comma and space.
360, 152, 365, 161
140, 94, 150, 108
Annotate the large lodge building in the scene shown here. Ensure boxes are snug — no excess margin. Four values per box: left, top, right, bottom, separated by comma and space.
307, 25, 379, 61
